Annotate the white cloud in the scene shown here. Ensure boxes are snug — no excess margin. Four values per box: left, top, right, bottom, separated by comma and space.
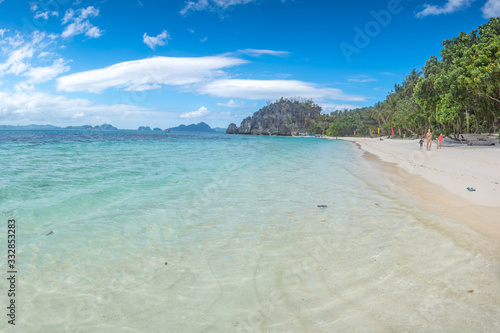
216, 99, 249, 109
482, 0, 500, 17
0, 31, 59, 77
80, 6, 100, 19
34, 11, 59, 20
0, 91, 157, 126
22, 58, 70, 84
347, 75, 377, 83
199, 79, 367, 101
61, 6, 103, 39
57, 56, 247, 93
200, 37, 208, 42
143, 30, 170, 50
416, 0, 474, 17
319, 103, 362, 113
180, 106, 210, 118
238, 49, 290, 57
34, 11, 49, 20
62, 9, 75, 24
180, 0, 257, 15
0, 44, 34, 75
85, 26, 102, 38
180, 0, 210, 15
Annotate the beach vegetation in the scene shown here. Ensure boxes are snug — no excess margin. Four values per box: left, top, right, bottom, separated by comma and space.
312, 18, 500, 138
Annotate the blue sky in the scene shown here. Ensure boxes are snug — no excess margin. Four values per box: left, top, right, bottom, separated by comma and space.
0, 0, 498, 129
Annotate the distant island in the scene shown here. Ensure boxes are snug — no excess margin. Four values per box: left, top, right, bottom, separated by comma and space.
0, 124, 167, 132
226, 97, 322, 136
168, 122, 225, 133
0, 124, 120, 131
0, 122, 227, 134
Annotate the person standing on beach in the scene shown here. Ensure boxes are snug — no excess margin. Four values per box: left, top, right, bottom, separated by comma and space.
419, 138, 424, 149
426, 129, 433, 151
438, 133, 443, 149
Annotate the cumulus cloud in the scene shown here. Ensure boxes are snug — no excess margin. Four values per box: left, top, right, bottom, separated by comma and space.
23, 58, 70, 84
180, 0, 209, 15
0, 31, 60, 77
34, 11, 59, 20
216, 99, 249, 109
482, 0, 500, 17
199, 79, 367, 101
56, 56, 247, 93
180, 106, 210, 118
416, 0, 474, 17
61, 6, 103, 39
0, 44, 34, 75
143, 30, 170, 50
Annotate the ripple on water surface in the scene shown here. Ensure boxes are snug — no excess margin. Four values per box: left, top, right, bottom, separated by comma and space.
1, 131, 499, 332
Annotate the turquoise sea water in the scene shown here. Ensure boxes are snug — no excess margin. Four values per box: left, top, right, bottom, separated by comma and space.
1, 131, 499, 332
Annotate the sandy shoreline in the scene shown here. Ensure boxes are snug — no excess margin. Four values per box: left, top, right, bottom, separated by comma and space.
334, 136, 500, 240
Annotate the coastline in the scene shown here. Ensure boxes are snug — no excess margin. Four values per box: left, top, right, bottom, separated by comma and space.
334, 136, 500, 240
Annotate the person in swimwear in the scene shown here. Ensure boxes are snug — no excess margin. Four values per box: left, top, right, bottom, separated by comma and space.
438, 133, 443, 149
426, 129, 433, 151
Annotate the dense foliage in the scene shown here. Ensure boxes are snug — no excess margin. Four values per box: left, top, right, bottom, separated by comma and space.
311, 18, 500, 138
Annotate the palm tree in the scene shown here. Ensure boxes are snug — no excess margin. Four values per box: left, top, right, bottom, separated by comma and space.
402, 68, 423, 97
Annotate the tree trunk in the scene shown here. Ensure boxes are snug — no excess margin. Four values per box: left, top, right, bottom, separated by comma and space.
473, 106, 479, 133
466, 106, 470, 134
406, 128, 416, 135
496, 89, 500, 133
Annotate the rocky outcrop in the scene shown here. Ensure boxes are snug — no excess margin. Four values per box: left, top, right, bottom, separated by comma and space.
444, 134, 498, 146
226, 123, 239, 134
226, 98, 322, 136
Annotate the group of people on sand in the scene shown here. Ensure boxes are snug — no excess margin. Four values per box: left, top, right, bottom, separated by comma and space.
419, 129, 443, 150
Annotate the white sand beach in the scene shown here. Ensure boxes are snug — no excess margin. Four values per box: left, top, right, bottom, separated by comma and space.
337, 136, 500, 239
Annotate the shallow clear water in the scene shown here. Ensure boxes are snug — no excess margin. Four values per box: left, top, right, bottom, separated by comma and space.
1, 131, 499, 332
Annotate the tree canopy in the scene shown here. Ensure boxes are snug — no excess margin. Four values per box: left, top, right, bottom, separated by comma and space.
312, 18, 500, 138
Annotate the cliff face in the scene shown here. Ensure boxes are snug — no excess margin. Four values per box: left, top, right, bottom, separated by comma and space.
226, 98, 322, 136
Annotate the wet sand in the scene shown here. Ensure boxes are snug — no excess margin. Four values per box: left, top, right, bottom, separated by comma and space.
337, 136, 500, 240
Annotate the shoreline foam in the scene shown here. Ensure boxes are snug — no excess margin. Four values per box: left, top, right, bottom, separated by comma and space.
334, 136, 500, 240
